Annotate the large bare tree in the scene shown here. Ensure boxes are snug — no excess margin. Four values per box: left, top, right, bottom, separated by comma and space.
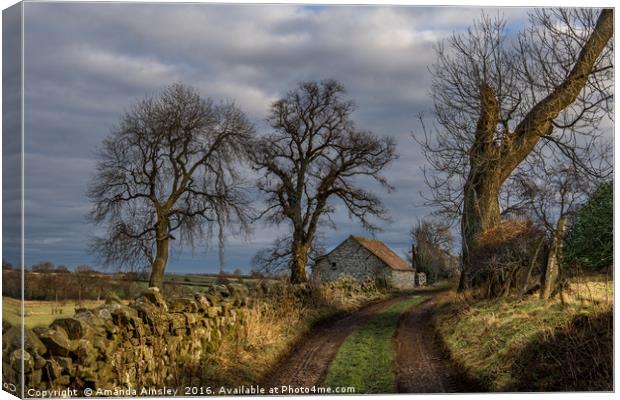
417, 9, 613, 290
250, 80, 397, 283
88, 83, 254, 289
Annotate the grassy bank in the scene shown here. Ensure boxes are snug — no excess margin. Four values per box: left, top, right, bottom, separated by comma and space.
433, 276, 613, 391
323, 296, 425, 393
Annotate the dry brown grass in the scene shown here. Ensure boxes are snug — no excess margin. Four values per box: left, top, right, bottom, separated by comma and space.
560, 273, 613, 306
201, 276, 386, 386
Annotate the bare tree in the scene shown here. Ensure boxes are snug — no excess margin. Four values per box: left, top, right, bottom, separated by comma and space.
507, 160, 596, 298
416, 9, 613, 290
250, 80, 398, 283
88, 83, 255, 289
410, 219, 455, 283
31, 261, 56, 273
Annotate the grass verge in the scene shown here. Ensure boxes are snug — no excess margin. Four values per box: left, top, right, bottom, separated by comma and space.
433, 275, 613, 391
323, 296, 425, 393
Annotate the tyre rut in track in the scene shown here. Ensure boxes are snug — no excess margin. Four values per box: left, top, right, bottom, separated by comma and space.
394, 297, 474, 393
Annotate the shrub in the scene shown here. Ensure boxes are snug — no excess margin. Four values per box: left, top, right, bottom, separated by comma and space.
470, 220, 547, 298
564, 181, 612, 272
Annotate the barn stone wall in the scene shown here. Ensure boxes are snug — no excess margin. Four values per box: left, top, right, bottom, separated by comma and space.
313, 238, 417, 290
388, 270, 416, 290
2, 283, 287, 396
313, 238, 390, 284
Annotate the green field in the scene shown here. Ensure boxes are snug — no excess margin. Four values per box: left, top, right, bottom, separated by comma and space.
323, 296, 425, 393
2, 297, 106, 329
165, 273, 273, 285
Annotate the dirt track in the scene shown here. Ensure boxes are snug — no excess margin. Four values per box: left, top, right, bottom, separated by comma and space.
264, 288, 473, 393
264, 295, 406, 389
394, 296, 471, 393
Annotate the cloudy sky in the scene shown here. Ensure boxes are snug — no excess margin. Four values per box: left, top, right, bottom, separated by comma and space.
5, 2, 535, 273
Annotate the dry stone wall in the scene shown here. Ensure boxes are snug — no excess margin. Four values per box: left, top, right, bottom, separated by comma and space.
2, 282, 276, 395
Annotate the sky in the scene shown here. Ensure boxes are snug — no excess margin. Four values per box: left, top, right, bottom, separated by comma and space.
2, 2, 537, 273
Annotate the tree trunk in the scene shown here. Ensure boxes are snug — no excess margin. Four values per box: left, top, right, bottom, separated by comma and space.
460, 168, 502, 290
149, 220, 170, 290
520, 237, 545, 297
542, 216, 567, 300
290, 240, 310, 284
458, 81, 502, 292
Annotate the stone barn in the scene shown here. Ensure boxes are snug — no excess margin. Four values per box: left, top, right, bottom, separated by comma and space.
312, 235, 416, 290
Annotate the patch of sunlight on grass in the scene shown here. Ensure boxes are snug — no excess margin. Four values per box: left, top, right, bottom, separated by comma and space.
434, 276, 613, 391
2, 297, 106, 329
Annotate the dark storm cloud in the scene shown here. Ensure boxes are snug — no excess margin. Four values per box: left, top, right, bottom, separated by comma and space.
2, 3, 23, 266
19, 2, 529, 272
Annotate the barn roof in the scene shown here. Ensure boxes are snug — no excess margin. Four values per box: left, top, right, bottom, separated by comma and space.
350, 236, 412, 271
